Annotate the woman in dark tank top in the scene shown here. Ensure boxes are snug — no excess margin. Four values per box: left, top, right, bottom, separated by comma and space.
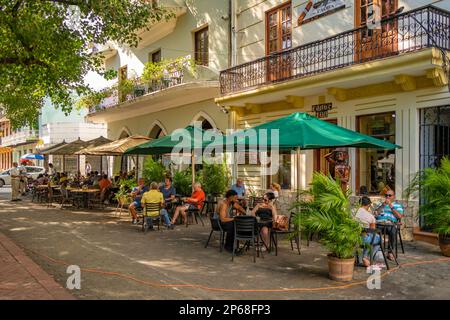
251, 192, 278, 250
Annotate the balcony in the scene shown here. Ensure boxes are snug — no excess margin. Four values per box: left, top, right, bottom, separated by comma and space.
86, 61, 219, 122
1, 129, 39, 147
219, 6, 450, 96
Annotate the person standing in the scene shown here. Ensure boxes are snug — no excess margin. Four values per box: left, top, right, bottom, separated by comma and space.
10, 162, 21, 201
18, 163, 27, 195
47, 163, 56, 177
85, 161, 92, 175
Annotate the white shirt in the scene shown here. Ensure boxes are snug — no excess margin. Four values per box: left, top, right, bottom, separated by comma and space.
355, 207, 376, 228
85, 163, 92, 174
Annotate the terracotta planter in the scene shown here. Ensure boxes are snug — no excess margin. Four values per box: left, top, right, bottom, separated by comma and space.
438, 235, 450, 257
327, 255, 355, 282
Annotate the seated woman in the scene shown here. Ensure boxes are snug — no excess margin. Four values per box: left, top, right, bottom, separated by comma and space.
250, 192, 278, 251
355, 196, 381, 267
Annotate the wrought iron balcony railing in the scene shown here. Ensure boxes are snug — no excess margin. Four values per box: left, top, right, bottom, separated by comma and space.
220, 5, 450, 95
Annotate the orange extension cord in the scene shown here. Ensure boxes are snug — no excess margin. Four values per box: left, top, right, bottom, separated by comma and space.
23, 246, 450, 293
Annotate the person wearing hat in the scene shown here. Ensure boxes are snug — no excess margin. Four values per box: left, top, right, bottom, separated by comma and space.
355, 196, 381, 267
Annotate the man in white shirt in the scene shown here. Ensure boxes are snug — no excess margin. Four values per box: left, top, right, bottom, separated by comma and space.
10, 162, 21, 201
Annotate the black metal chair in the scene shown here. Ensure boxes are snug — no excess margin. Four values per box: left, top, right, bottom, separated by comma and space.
204, 213, 225, 252
143, 203, 162, 232
232, 216, 262, 263
395, 220, 405, 256
270, 212, 301, 256
186, 202, 205, 227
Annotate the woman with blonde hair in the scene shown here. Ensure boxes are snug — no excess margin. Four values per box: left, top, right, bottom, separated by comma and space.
269, 182, 281, 198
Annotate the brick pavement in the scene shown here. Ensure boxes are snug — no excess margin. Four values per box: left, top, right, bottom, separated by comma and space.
0, 232, 75, 300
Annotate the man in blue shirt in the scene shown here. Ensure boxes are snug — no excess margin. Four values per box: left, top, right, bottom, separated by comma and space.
129, 178, 149, 225
159, 177, 176, 202
231, 178, 246, 207
375, 190, 404, 260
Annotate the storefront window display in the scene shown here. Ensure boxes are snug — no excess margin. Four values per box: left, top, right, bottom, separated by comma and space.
357, 112, 396, 195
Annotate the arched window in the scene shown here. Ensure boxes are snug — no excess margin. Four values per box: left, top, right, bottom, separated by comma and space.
148, 124, 166, 139
119, 130, 130, 139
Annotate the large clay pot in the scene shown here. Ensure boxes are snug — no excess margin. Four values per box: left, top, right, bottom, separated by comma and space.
438, 235, 450, 257
327, 255, 355, 281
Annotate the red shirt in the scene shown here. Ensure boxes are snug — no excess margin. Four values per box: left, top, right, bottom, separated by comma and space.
189, 189, 205, 209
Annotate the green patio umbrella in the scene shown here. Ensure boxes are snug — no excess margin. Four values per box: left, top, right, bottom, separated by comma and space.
209, 112, 400, 191
124, 126, 209, 190
212, 112, 400, 151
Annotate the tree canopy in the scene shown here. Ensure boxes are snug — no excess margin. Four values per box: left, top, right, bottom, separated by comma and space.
0, 0, 173, 128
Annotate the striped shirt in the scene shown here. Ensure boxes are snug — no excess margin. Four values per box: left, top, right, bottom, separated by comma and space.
376, 202, 404, 223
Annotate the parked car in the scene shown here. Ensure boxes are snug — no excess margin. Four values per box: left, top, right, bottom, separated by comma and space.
0, 166, 46, 187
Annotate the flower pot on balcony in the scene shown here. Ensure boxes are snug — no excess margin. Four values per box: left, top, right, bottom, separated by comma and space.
327, 255, 355, 282
438, 235, 450, 257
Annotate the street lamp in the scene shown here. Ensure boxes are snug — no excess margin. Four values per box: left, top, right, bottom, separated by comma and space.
395, 6, 450, 91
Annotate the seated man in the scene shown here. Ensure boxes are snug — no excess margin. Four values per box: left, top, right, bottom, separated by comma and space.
231, 178, 247, 208
217, 189, 246, 253
355, 196, 381, 267
99, 174, 112, 203
141, 182, 174, 230
170, 182, 205, 225
128, 178, 149, 225
375, 190, 404, 260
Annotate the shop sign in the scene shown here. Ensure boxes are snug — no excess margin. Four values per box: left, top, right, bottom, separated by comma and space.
312, 103, 333, 118
298, 0, 346, 26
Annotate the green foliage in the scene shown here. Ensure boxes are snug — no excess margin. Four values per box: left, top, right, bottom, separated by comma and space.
75, 87, 112, 110
405, 157, 450, 237
114, 178, 136, 203
198, 162, 230, 196
118, 79, 134, 97
142, 156, 166, 185
0, 0, 174, 128
142, 56, 197, 83
172, 168, 192, 196
291, 172, 362, 259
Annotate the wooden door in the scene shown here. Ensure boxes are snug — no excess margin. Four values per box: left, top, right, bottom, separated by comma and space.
118, 65, 128, 103
355, 0, 398, 62
266, 2, 292, 82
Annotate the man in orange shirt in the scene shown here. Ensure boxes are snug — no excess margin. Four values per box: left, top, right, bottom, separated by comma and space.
170, 182, 205, 225
99, 174, 112, 191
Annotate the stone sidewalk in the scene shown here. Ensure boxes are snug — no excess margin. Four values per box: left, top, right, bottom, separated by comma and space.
0, 232, 74, 300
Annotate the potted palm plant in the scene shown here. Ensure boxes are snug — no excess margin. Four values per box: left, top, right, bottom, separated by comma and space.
291, 172, 362, 281
406, 157, 450, 257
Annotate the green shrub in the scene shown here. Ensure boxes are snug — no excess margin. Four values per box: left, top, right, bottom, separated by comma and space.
142, 156, 166, 185
173, 168, 192, 196
198, 161, 230, 196
291, 172, 362, 259
406, 157, 450, 237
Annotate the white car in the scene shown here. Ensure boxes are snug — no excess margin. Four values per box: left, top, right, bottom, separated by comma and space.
0, 166, 46, 187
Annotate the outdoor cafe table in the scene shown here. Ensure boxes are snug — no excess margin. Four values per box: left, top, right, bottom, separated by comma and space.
67, 188, 100, 209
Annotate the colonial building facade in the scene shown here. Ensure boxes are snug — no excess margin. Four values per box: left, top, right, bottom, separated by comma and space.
216, 0, 450, 241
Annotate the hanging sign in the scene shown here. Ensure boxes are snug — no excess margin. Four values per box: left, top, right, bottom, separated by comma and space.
312, 103, 333, 118
298, 0, 346, 26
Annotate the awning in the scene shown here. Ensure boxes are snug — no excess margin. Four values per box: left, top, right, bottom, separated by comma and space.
76, 135, 151, 156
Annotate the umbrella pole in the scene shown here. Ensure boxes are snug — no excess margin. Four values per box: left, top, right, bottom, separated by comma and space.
63, 155, 66, 173
136, 155, 139, 183
191, 150, 195, 192
296, 147, 301, 195
100, 155, 103, 175
77, 155, 80, 176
